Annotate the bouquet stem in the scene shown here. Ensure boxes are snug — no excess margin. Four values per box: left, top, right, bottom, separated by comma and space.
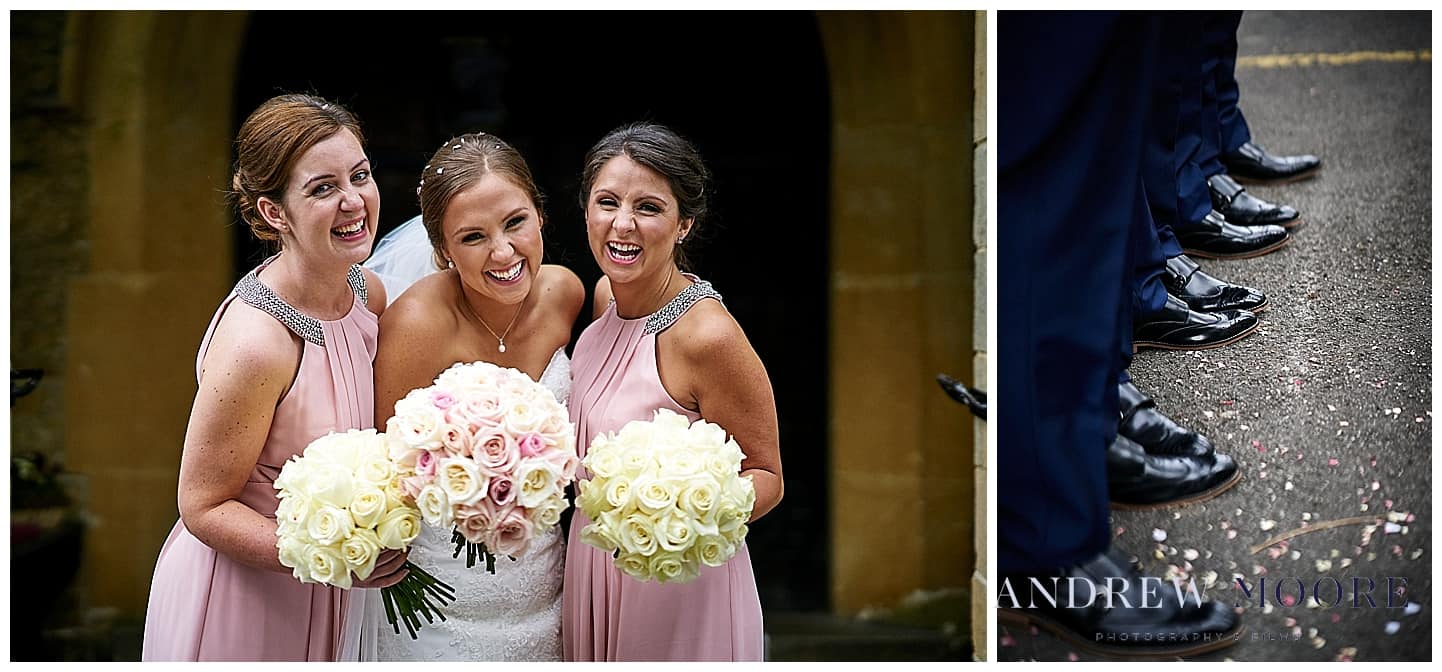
380, 561, 457, 639
450, 527, 501, 574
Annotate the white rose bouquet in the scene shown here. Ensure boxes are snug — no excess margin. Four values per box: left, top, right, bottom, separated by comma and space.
388, 361, 578, 573
274, 428, 455, 639
575, 409, 756, 583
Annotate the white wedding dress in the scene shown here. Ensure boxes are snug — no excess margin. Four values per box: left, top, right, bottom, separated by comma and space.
343, 215, 567, 661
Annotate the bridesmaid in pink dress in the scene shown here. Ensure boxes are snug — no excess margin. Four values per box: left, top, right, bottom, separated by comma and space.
563, 123, 785, 661
141, 95, 407, 661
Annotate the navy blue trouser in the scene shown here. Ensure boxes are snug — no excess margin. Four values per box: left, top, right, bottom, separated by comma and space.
999, 11, 1161, 573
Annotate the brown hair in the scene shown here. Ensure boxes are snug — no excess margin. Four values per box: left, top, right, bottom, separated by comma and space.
229, 94, 365, 246
580, 122, 710, 270
417, 133, 545, 270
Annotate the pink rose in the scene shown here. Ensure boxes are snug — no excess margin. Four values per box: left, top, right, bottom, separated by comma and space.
430, 389, 457, 410
489, 475, 517, 507
489, 506, 535, 557
455, 394, 506, 430
517, 432, 546, 458
400, 474, 429, 499
473, 430, 520, 478
440, 423, 473, 457
415, 450, 441, 478
454, 500, 501, 544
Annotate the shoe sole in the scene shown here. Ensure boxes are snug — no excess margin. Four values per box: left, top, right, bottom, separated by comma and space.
1111, 468, 1244, 511
1132, 321, 1259, 353
998, 608, 1245, 659
1181, 234, 1292, 261
1228, 166, 1321, 187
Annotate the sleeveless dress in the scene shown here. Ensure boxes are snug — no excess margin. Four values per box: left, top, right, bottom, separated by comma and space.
358, 348, 572, 661
562, 279, 765, 661
141, 259, 377, 661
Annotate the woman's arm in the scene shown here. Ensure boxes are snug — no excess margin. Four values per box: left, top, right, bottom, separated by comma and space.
361, 267, 388, 318
591, 276, 613, 321
373, 285, 457, 426
176, 305, 301, 573
661, 302, 784, 521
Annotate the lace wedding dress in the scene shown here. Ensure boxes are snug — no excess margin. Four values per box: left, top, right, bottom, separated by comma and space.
347, 217, 567, 661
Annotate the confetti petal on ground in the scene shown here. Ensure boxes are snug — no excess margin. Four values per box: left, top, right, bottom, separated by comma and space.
1227, 529, 1238, 539
1331, 613, 1343, 624
1404, 602, 1422, 616
1000, 633, 1015, 647
1371, 481, 1381, 491
1260, 520, 1277, 531
1384, 522, 1402, 534
1285, 481, 1294, 490
1384, 621, 1401, 635
1067, 652, 1079, 662
1152, 528, 1167, 542
1409, 549, 1424, 560
1183, 549, 1199, 561
1328, 458, 1340, 466
1315, 559, 1333, 572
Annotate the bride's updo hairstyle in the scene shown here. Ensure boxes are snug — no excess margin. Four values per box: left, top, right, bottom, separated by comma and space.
418, 133, 546, 271
229, 93, 365, 248
580, 122, 710, 271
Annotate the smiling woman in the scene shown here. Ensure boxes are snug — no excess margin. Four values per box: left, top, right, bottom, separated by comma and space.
140, 93, 400, 662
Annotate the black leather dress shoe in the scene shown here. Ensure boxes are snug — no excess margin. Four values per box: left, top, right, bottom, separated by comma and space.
1118, 381, 1214, 459
1172, 209, 1290, 260
1222, 141, 1321, 185
1107, 434, 1240, 510
999, 548, 1243, 658
1163, 254, 1268, 313
1208, 173, 1301, 228
1134, 294, 1258, 352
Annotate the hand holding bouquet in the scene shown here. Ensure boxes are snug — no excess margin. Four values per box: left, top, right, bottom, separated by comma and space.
274, 428, 455, 638
576, 409, 756, 583
387, 361, 578, 572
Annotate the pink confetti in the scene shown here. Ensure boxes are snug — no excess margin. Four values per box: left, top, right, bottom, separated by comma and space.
1293, 378, 1304, 387
1030, 626, 1039, 636
1328, 458, 1340, 466
1372, 481, 1381, 491
1370, 455, 1378, 467
1331, 613, 1343, 624
1268, 546, 1286, 560
1406, 513, 1416, 523
1000, 633, 1016, 647
1385, 499, 1394, 510
1254, 440, 1266, 452
1393, 545, 1404, 557
1284, 617, 1297, 627
1067, 652, 1079, 662
1222, 400, 1235, 406
1282, 593, 1298, 607
1115, 526, 1126, 537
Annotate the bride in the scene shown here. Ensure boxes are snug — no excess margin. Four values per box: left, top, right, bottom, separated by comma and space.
352, 133, 584, 661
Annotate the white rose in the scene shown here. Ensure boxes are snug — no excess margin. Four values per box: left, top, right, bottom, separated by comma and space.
502, 398, 546, 436
304, 543, 351, 588
616, 552, 650, 581
620, 445, 659, 479
632, 475, 678, 515
677, 478, 720, 526
579, 521, 620, 553
656, 513, 698, 554
686, 419, 728, 449
603, 477, 633, 512
355, 451, 396, 489
703, 453, 735, 483
647, 549, 696, 583
659, 447, 704, 479
302, 462, 356, 509
340, 528, 382, 580
438, 457, 488, 506
615, 420, 656, 452
306, 504, 354, 546
585, 444, 623, 480
696, 534, 734, 567
533, 496, 566, 528
275, 493, 315, 536
717, 501, 749, 537
415, 484, 451, 527
348, 486, 388, 530
515, 459, 563, 509
388, 392, 447, 450
575, 478, 606, 518
617, 512, 660, 557
276, 534, 309, 575
376, 506, 422, 549
652, 408, 692, 431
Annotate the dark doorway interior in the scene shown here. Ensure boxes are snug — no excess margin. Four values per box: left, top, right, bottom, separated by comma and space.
233, 11, 831, 612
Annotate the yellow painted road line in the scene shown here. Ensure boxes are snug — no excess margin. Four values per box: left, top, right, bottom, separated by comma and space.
1237, 49, 1431, 69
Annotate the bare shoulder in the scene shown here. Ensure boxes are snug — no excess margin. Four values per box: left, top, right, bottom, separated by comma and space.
359, 267, 388, 317
538, 264, 585, 318
201, 300, 300, 386
669, 298, 749, 360
379, 272, 458, 336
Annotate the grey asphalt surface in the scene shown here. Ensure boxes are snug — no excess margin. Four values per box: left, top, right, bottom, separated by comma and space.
1000, 11, 1432, 662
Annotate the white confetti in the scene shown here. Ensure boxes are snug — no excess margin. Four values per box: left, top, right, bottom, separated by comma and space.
1260, 520, 1277, 531
1404, 602, 1422, 616
1183, 549, 1199, 561
1385, 621, 1402, 635
1152, 528, 1168, 542
1315, 559, 1332, 572
1385, 522, 1403, 534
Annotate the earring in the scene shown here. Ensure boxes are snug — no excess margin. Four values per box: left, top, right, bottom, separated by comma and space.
677, 236, 685, 244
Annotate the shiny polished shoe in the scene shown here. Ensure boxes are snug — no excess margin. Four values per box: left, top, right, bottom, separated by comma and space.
1118, 381, 1214, 459
1173, 209, 1291, 260
998, 548, 1243, 658
1208, 173, 1302, 228
1222, 141, 1321, 185
1107, 433, 1241, 510
1163, 254, 1269, 314
1133, 294, 1258, 352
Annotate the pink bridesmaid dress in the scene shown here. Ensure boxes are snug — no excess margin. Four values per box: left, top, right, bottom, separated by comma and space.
562, 279, 764, 661
141, 258, 377, 661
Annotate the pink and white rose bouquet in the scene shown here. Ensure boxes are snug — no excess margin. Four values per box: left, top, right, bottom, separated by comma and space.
387, 361, 578, 572
575, 409, 756, 583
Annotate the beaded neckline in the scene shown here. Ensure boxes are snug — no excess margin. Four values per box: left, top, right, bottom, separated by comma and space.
641, 280, 723, 335
234, 264, 368, 346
